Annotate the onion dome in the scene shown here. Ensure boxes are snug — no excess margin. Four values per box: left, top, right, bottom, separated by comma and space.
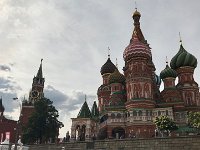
160, 64, 177, 79
123, 32, 151, 60
123, 9, 151, 61
170, 44, 197, 70
133, 9, 141, 18
91, 101, 99, 119
100, 57, 116, 75
109, 69, 125, 84
154, 74, 161, 86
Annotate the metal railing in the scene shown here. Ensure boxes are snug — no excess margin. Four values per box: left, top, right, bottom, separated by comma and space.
0, 144, 29, 150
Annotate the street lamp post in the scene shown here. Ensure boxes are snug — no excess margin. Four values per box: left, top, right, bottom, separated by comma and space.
13, 97, 22, 150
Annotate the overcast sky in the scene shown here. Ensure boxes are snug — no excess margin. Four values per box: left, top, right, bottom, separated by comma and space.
0, 0, 200, 138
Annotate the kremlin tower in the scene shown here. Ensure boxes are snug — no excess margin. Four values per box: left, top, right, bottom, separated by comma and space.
21, 60, 45, 126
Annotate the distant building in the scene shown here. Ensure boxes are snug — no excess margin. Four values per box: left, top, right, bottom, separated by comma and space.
0, 60, 45, 143
20, 59, 45, 127
71, 8, 200, 140
0, 98, 17, 143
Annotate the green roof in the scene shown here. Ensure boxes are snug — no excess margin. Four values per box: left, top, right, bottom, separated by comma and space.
170, 44, 197, 70
77, 101, 92, 118
176, 126, 197, 133
91, 101, 99, 118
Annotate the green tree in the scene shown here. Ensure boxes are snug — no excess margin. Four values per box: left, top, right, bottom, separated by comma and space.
154, 115, 178, 136
187, 112, 200, 130
22, 97, 64, 144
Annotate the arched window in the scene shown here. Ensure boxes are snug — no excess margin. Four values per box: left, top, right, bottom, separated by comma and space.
146, 110, 149, 116
117, 113, 121, 118
166, 110, 168, 115
133, 110, 137, 116
138, 110, 142, 116
111, 113, 115, 119
158, 111, 161, 116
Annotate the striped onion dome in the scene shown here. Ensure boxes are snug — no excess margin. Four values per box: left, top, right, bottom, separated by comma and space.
160, 64, 177, 79
109, 69, 125, 84
170, 44, 197, 70
100, 58, 116, 75
123, 32, 152, 61
154, 74, 161, 85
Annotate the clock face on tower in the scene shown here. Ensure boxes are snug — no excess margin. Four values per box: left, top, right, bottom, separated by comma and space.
31, 90, 39, 98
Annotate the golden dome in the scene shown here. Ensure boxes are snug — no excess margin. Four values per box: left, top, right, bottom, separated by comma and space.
133, 10, 141, 17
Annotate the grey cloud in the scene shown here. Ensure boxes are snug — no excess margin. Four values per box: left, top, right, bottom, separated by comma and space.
44, 85, 96, 113
0, 65, 11, 72
0, 91, 18, 112
0, 77, 22, 112
0, 77, 21, 92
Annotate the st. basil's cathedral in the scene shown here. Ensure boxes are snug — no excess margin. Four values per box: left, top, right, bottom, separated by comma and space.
71, 8, 200, 141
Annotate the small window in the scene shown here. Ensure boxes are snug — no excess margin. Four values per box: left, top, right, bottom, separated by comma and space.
111, 113, 115, 119
158, 111, 161, 116
138, 110, 142, 116
133, 110, 137, 116
166, 110, 168, 115
117, 113, 121, 118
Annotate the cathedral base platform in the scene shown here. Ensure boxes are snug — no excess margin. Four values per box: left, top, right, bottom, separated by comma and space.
28, 136, 200, 150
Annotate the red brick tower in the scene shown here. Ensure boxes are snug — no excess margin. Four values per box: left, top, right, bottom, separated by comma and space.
21, 59, 45, 126
170, 43, 200, 109
160, 61, 183, 109
0, 98, 17, 143
98, 55, 116, 112
123, 9, 156, 137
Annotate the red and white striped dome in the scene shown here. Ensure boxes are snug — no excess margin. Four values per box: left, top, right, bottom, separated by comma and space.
123, 32, 151, 61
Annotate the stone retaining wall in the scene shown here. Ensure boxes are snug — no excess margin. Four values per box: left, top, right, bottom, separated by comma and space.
29, 136, 200, 150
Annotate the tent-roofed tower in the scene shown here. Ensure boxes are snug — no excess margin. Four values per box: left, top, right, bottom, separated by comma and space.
29, 59, 45, 104
21, 59, 45, 129
71, 96, 99, 141
77, 101, 92, 118
98, 50, 116, 112
170, 41, 200, 108
91, 101, 99, 119
123, 8, 157, 137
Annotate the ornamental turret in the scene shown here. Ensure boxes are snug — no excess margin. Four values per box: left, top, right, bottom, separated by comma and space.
100, 55, 116, 85
77, 101, 92, 118
98, 53, 116, 112
160, 61, 177, 89
170, 42, 199, 106
123, 8, 156, 109
29, 59, 45, 104
91, 101, 99, 120
0, 98, 5, 116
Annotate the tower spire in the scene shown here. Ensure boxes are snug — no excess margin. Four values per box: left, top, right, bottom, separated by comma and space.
36, 59, 43, 78
108, 47, 110, 58
0, 97, 5, 116
179, 32, 182, 44
131, 4, 146, 44
166, 56, 168, 65
116, 58, 118, 68
135, 1, 137, 11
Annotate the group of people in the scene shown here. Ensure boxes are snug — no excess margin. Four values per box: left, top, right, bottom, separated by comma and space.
62, 131, 70, 143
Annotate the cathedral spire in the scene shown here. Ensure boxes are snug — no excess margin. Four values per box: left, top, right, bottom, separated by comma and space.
108, 47, 111, 58
0, 97, 5, 116
179, 32, 183, 45
166, 56, 168, 66
116, 58, 118, 69
131, 6, 146, 44
36, 59, 43, 79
